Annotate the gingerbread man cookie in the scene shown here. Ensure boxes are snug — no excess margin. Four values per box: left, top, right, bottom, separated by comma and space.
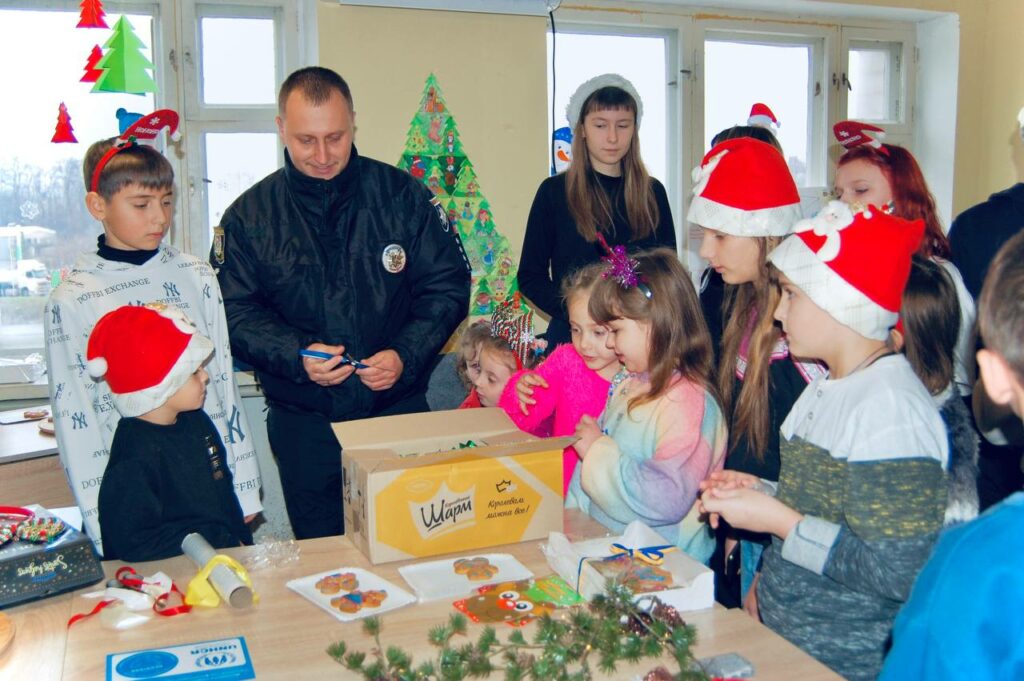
315, 572, 358, 595
454, 557, 500, 581
331, 589, 388, 613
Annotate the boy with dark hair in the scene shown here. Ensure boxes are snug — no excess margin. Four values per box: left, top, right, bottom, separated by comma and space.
92, 304, 252, 561
45, 118, 261, 556
880, 230, 1024, 679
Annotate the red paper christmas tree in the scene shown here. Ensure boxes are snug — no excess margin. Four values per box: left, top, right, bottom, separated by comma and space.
92, 16, 157, 94
80, 45, 103, 83
51, 102, 78, 143
77, 0, 108, 29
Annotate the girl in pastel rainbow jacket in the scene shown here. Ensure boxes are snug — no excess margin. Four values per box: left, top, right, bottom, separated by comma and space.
566, 248, 728, 564
498, 263, 620, 495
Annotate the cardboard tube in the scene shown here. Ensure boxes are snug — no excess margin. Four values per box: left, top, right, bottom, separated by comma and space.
181, 533, 253, 609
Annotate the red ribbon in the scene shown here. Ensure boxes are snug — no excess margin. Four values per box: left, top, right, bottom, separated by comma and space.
67, 566, 192, 627
0, 506, 34, 527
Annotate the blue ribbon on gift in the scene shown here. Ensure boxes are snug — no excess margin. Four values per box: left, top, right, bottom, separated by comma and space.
608, 542, 676, 566
574, 542, 678, 591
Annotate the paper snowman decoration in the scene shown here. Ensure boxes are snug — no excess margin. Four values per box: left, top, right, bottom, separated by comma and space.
552, 126, 573, 175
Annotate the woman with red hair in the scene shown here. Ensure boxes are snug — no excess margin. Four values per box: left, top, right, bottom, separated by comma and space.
832, 121, 975, 398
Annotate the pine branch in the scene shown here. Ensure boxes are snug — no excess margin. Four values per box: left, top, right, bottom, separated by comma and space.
326, 582, 706, 681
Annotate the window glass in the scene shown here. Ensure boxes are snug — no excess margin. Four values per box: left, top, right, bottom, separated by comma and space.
848, 42, 899, 121
204, 132, 278, 237
200, 17, 277, 105
0, 9, 155, 358
704, 39, 811, 186
546, 32, 668, 183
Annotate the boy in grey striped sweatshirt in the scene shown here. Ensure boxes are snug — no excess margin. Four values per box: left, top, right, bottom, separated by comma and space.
701, 202, 949, 681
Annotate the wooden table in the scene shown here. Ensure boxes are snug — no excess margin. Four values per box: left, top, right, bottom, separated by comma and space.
0, 409, 72, 509
0, 512, 839, 680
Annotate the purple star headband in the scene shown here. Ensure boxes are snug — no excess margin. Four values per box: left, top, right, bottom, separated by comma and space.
596, 234, 652, 299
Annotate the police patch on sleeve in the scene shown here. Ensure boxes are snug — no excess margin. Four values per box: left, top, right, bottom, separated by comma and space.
213, 226, 225, 265
382, 244, 407, 274
430, 196, 450, 232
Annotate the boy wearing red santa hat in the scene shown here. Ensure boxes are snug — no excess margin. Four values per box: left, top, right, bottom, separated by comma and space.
700, 202, 949, 680
92, 304, 252, 562
43, 111, 261, 557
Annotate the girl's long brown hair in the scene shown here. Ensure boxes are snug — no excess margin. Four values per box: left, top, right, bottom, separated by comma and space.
837, 144, 951, 259
717, 236, 784, 460
900, 256, 959, 395
588, 249, 717, 412
565, 87, 658, 243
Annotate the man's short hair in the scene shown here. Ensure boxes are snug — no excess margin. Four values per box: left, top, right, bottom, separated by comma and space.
278, 66, 354, 115
83, 138, 174, 199
979, 229, 1024, 380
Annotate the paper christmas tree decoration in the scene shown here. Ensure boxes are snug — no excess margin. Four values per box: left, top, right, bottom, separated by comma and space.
80, 45, 104, 83
51, 102, 78, 143
397, 74, 526, 318
92, 16, 157, 94
77, 0, 108, 29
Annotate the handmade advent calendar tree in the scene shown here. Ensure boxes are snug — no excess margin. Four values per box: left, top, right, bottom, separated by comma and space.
396, 74, 525, 318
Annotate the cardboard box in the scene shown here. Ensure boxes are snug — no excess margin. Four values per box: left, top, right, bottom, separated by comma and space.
335, 408, 572, 564
542, 521, 715, 612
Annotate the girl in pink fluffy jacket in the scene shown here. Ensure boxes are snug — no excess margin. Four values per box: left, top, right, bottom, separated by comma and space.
498, 263, 621, 494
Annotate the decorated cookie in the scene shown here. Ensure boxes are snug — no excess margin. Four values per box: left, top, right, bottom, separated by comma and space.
315, 572, 358, 595
590, 555, 674, 593
22, 409, 48, 420
454, 557, 499, 581
331, 589, 388, 613
0, 525, 13, 548
453, 580, 558, 626
15, 517, 66, 544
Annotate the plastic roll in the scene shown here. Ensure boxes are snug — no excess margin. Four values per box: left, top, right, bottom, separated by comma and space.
181, 533, 253, 609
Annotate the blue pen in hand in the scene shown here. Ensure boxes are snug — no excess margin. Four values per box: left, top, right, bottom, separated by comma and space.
299, 349, 369, 369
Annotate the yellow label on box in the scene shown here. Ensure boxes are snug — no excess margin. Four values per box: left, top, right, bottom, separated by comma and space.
373, 450, 561, 558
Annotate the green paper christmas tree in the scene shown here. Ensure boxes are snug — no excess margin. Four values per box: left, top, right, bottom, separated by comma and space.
397, 74, 525, 318
92, 16, 157, 94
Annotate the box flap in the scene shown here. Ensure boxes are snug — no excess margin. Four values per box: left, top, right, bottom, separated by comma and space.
333, 408, 572, 455
355, 436, 577, 473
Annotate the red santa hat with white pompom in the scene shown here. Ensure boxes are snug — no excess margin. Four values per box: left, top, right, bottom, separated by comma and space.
90, 108, 181, 192
687, 136, 802, 237
747, 103, 779, 132
86, 303, 213, 417
767, 200, 924, 340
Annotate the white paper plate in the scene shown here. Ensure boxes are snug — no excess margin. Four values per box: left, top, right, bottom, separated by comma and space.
398, 553, 534, 602
286, 567, 416, 622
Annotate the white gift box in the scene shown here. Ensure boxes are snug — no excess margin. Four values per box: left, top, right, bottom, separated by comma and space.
542, 520, 714, 612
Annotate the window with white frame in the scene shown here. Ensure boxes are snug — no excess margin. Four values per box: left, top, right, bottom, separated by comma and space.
543, 10, 917, 273
0, 0, 300, 359
182, 1, 296, 257
839, 27, 915, 147
700, 29, 828, 190
545, 28, 674, 189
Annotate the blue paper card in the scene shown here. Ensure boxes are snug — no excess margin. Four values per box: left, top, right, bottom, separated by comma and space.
106, 636, 254, 680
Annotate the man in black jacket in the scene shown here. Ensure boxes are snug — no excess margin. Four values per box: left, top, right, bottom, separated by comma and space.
213, 67, 470, 539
